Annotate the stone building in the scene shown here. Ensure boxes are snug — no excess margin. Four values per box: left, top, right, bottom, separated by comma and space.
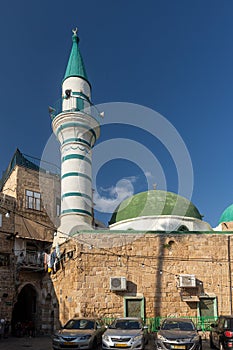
50, 229, 232, 330
0, 149, 59, 334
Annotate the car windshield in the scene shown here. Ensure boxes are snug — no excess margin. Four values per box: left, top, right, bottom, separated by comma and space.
162, 321, 195, 331
110, 320, 141, 330
64, 319, 95, 330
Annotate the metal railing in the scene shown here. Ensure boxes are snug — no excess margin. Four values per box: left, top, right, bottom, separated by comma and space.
49, 98, 102, 122
145, 316, 217, 333
16, 251, 44, 270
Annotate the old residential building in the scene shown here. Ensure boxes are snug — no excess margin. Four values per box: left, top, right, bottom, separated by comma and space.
0, 149, 59, 334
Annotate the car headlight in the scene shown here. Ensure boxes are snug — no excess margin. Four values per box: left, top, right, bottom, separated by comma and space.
79, 335, 92, 340
191, 335, 200, 342
157, 334, 168, 341
102, 334, 110, 341
132, 335, 142, 342
53, 334, 60, 340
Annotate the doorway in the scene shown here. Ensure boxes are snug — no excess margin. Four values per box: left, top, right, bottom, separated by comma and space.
198, 297, 217, 317
11, 284, 37, 336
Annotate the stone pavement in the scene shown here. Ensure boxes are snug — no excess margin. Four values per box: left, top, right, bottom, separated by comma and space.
0, 335, 155, 350
0, 335, 210, 350
0, 336, 53, 350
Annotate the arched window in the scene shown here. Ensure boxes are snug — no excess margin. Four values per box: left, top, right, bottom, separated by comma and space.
178, 225, 189, 232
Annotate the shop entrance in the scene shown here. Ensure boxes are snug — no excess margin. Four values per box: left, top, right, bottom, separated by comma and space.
11, 284, 37, 336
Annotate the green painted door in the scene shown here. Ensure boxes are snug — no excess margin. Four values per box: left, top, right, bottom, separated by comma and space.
199, 298, 217, 317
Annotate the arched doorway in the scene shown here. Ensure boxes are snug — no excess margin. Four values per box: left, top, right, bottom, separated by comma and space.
11, 284, 37, 336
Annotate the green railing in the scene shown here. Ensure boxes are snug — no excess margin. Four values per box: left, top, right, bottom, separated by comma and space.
102, 316, 218, 333
145, 316, 218, 333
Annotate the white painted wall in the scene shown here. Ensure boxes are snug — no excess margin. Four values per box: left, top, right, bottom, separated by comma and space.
109, 215, 212, 232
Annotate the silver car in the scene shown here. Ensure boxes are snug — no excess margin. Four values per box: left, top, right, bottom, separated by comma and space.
52, 317, 105, 350
102, 317, 147, 350
156, 318, 202, 350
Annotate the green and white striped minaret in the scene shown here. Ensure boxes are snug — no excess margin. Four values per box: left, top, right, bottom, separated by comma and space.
52, 29, 100, 238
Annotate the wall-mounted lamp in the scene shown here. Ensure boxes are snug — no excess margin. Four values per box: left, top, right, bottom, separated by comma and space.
5, 212, 10, 218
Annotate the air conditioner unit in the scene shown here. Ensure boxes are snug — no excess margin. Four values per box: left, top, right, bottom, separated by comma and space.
179, 274, 196, 288
110, 277, 127, 291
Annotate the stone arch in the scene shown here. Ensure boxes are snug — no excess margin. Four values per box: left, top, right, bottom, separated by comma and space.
11, 283, 39, 336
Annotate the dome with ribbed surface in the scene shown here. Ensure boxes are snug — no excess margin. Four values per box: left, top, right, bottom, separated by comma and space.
219, 204, 233, 223
109, 190, 202, 225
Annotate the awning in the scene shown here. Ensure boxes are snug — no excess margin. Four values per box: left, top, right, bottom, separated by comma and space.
181, 296, 200, 302
15, 215, 54, 242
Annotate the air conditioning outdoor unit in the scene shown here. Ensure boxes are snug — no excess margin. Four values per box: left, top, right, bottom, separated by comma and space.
110, 277, 127, 291
179, 274, 196, 288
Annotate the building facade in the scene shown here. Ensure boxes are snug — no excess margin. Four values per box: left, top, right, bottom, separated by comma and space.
0, 149, 58, 334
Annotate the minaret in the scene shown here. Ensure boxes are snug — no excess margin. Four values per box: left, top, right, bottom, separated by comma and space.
52, 29, 100, 241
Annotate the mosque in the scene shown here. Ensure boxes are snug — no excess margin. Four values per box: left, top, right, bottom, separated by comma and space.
48, 29, 233, 329
1, 29, 233, 333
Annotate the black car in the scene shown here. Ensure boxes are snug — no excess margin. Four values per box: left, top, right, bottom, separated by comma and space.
210, 315, 233, 350
155, 318, 202, 350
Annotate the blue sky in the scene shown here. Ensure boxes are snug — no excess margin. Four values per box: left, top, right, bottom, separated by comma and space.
1, 0, 233, 227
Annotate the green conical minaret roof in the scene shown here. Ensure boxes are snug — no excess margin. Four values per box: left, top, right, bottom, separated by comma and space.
63, 28, 88, 82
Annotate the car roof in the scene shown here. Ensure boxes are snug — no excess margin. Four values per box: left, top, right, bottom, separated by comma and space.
70, 318, 97, 321
162, 318, 194, 322
115, 317, 142, 321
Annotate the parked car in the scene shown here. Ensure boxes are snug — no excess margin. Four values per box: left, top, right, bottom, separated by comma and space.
52, 317, 105, 350
102, 317, 148, 350
210, 315, 233, 350
155, 318, 202, 350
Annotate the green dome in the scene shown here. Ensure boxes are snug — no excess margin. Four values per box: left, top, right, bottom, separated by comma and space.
109, 190, 202, 225
219, 204, 233, 223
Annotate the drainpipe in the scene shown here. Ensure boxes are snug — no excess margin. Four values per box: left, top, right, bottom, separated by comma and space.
228, 236, 232, 314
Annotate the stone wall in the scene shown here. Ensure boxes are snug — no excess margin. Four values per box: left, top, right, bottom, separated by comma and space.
50, 231, 233, 327
0, 194, 16, 320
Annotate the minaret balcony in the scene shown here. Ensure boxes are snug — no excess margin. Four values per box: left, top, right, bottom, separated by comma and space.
49, 97, 102, 123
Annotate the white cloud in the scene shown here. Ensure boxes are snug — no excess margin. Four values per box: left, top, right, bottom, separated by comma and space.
94, 177, 137, 213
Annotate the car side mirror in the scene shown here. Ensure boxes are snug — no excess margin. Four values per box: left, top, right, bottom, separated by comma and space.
143, 326, 148, 329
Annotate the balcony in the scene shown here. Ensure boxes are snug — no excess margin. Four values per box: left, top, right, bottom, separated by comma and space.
49, 97, 103, 122
16, 251, 44, 271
